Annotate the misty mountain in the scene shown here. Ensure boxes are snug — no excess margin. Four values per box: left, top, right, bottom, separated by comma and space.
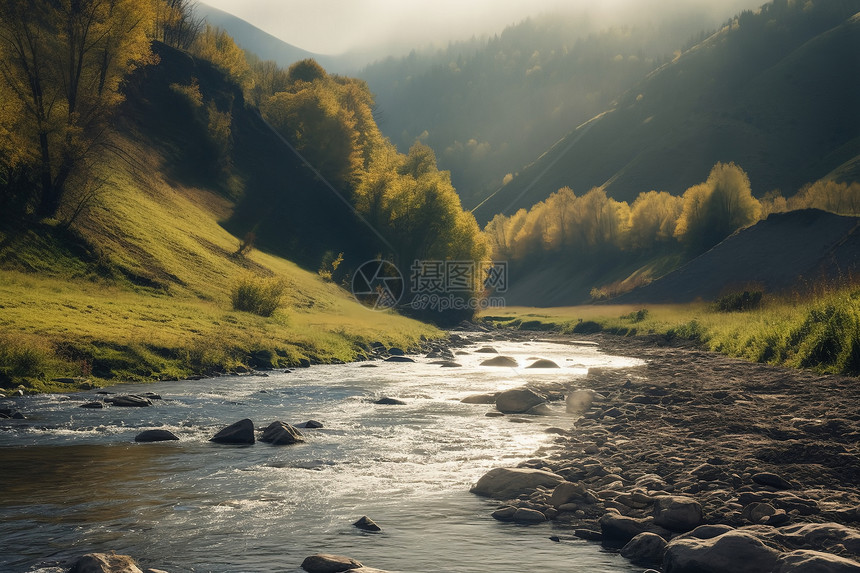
474, 0, 860, 222
360, 9, 728, 208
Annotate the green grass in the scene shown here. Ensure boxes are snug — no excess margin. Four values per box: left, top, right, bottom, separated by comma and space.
481, 286, 860, 376
0, 133, 440, 394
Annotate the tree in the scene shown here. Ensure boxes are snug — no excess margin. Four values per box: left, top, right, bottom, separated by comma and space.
152, 0, 203, 50
191, 25, 251, 91
0, 0, 155, 218
674, 162, 760, 252
628, 190, 684, 250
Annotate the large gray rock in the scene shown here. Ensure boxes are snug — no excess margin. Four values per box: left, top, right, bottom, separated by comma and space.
752, 471, 793, 490
775, 550, 860, 573
301, 553, 363, 573
663, 530, 780, 573
621, 532, 668, 565
134, 429, 179, 443
210, 418, 255, 444
260, 421, 304, 445
106, 395, 152, 407
549, 481, 588, 507
69, 553, 143, 573
495, 387, 546, 414
653, 495, 703, 532
526, 359, 559, 368
600, 513, 667, 543
460, 393, 498, 404
513, 508, 547, 523
470, 467, 564, 499
778, 523, 860, 557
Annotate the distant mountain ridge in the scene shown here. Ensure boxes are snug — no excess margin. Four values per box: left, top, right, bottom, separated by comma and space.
474, 1, 860, 222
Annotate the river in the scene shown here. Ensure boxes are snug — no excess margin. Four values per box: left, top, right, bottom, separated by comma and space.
0, 335, 643, 572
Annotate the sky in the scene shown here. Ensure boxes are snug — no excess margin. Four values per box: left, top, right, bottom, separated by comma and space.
200, 0, 761, 56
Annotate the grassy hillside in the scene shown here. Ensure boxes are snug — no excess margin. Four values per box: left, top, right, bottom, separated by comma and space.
474, 1, 860, 221
0, 46, 439, 394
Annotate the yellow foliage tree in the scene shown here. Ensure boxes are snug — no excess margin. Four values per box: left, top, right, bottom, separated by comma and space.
628, 190, 684, 250
191, 25, 252, 92
0, 0, 156, 217
789, 180, 860, 215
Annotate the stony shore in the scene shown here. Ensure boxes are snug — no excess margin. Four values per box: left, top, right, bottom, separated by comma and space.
470, 331, 860, 572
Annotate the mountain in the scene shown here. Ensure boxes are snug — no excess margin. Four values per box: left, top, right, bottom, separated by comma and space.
617, 209, 860, 303
360, 10, 727, 208
195, 3, 370, 73
473, 1, 860, 222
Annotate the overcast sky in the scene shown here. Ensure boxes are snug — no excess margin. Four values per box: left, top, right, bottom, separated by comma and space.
200, 0, 762, 55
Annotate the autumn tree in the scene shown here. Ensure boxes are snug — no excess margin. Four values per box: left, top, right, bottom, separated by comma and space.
628, 190, 684, 250
191, 25, 252, 91
152, 0, 203, 50
674, 162, 760, 252
788, 180, 860, 215
0, 0, 155, 218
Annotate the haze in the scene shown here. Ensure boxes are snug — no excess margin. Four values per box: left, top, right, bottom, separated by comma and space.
200, 0, 764, 55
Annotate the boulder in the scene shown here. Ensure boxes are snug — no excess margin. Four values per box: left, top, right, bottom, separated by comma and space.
491, 506, 517, 521
301, 553, 363, 573
685, 524, 736, 540
495, 387, 546, 414
663, 530, 781, 573
384, 356, 414, 363
374, 397, 406, 405
653, 495, 703, 532
210, 419, 255, 444
80, 402, 104, 409
354, 515, 381, 532
438, 361, 462, 367
387, 347, 405, 355
106, 395, 152, 407
753, 472, 793, 490
549, 481, 588, 507
600, 513, 665, 543
69, 553, 143, 573
779, 522, 860, 556
296, 420, 324, 429
480, 356, 518, 367
470, 467, 564, 499
526, 359, 560, 368
460, 393, 498, 404
260, 421, 304, 445
775, 550, 860, 573
513, 508, 547, 524
474, 346, 498, 353
621, 532, 668, 565
134, 429, 179, 443
566, 389, 596, 414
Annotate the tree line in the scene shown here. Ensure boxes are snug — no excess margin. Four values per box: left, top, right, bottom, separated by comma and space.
485, 161, 860, 297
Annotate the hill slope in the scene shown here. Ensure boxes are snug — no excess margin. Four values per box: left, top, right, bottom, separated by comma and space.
618, 209, 860, 304
474, 2, 860, 222
0, 43, 437, 392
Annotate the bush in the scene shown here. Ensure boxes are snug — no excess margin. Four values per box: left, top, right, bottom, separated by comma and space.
714, 290, 763, 312
622, 308, 650, 322
231, 275, 286, 317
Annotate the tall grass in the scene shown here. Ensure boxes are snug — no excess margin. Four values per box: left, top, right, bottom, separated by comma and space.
482, 283, 860, 376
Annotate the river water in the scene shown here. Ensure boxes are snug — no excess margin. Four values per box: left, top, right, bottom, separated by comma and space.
0, 336, 643, 573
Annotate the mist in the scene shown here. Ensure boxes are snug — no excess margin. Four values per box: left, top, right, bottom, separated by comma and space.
201, 0, 766, 56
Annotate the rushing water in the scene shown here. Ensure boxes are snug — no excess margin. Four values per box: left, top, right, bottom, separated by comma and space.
0, 336, 644, 573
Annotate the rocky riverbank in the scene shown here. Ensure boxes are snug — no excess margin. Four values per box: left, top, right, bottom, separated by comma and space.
471, 332, 860, 572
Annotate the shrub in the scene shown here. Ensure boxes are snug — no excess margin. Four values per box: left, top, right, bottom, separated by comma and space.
622, 308, 650, 322
231, 275, 286, 317
714, 290, 763, 312
572, 320, 603, 334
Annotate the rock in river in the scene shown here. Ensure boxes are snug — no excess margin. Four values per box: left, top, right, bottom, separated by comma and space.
135, 429, 179, 443
105, 395, 152, 407
526, 359, 560, 368
470, 467, 564, 499
495, 387, 546, 414
374, 397, 407, 405
69, 552, 143, 573
301, 553, 363, 573
210, 418, 255, 444
480, 355, 518, 367
354, 515, 382, 532
384, 356, 414, 363
621, 532, 668, 565
260, 421, 304, 445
